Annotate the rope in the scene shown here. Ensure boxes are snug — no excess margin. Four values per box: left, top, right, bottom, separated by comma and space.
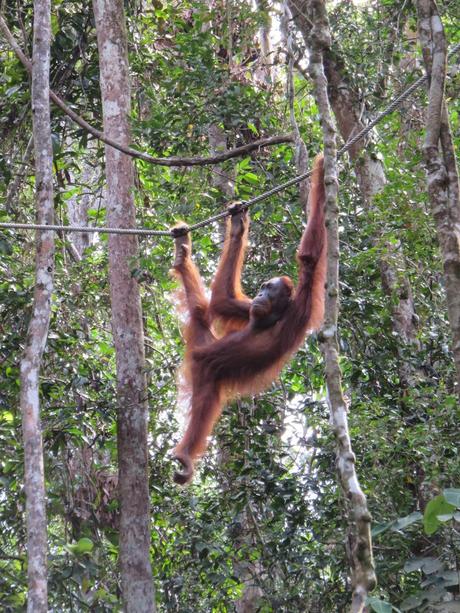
2, 42, 459, 239
339, 41, 460, 156
0, 221, 170, 237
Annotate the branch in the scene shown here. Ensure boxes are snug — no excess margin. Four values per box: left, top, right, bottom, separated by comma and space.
0, 16, 293, 167
280, 4, 310, 210
417, 0, 460, 393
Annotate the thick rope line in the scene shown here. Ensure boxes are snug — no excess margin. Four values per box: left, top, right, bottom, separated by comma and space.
2, 42, 459, 238
0, 221, 167, 236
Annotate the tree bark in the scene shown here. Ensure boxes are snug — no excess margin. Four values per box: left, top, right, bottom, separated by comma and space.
19, 0, 54, 609
92, 0, 155, 610
417, 0, 460, 393
255, 0, 273, 85
281, 4, 310, 209
288, 1, 377, 610
208, 124, 235, 201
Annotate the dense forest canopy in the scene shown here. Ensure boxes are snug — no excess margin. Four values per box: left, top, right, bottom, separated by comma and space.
0, 0, 459, 611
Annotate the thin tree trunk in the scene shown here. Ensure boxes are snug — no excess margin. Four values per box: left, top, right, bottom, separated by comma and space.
92, 0, 155, 610
280, 4, 310, 208
288, 1, 377, 610
232, 408, 264, 613
208, 124, 235, 201
255, 0, 273, 85
65, 138, 97, 257
19, 0, 53, 609
417, 0, 460, 393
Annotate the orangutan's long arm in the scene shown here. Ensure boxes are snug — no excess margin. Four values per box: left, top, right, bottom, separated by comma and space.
292, 154, 327, 328
209, 207, 252, 322
171, 227, 211, 345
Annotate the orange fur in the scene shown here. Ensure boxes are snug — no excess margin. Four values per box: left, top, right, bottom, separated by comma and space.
171, 154, 326, 483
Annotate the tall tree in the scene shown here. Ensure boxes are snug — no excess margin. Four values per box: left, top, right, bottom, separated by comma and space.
288, 1, 376, 610
92, 0, 155, 609
417, 0, 460, 393
19, 0, 53, 609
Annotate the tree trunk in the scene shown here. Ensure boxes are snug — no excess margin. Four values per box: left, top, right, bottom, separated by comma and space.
92, 0, 155, 610
65, 138, 98, 257
208, 124, 235, 201
288, 1, 377, 610
19, 0, 54, 609
280, 4, 310, 209
255, 0, 273, 85
417, 0, 460, 393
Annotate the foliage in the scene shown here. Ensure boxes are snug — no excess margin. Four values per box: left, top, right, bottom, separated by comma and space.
0, 0, 459, 611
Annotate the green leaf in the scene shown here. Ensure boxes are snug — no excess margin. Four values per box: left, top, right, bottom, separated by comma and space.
98, 341, 114, 356
237, 157, 252, 170
75, 537, 94, 554
404, 557, 443, 574
400, 593, 424, 611
0, 411, 14, 424
443, 488, 460, 508
372, 521, 395, 537
51, 14, 59, 35
242, 172, 259, 184
423, 495, 456, 535
372, 512, 421, 537
393, 511, 422, 531
367, 596, 393, 612
436, 513, 454, 522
